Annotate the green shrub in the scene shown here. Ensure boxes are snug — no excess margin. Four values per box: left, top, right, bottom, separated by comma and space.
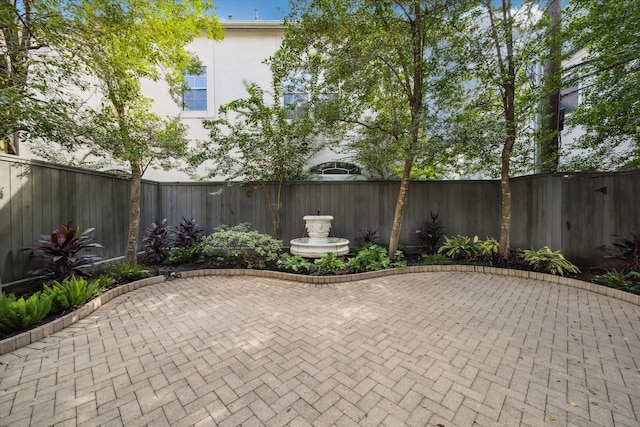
438, 235, 483, 260
314, 252, 345, 275
347, 244, 405, 272
438, 235, 501, 262
164, 245, 204, 265
479, 238, 500, 256
0, 292, 52, 335
521, 246, 580, 276
277, 253, 313, 273
43, 276, 102, 314
201, 223, 282, 269
421, 253, 452, 265
594, 269, 628, 289
90, 274, 115, 289
103, 263, 151, 283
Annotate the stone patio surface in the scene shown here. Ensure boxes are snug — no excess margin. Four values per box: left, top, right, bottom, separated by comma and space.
0, 272, 639, 426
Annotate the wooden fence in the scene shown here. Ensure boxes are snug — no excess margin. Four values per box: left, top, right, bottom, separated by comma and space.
2, 155, 639, 285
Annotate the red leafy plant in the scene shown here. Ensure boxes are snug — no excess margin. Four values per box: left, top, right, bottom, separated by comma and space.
23, 221, 103, 280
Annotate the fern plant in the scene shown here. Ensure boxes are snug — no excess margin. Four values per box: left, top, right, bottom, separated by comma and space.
521, 246, 580, 276
43, 275, 102, 314
103, 263, 151, 283
0, 292, 52, 335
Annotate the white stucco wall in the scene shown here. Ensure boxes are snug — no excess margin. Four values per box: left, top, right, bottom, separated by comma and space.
140, 21, 286, 181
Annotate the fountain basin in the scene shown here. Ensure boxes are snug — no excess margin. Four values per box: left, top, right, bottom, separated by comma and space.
290, 237, 350, 259
303, 215, 334, 243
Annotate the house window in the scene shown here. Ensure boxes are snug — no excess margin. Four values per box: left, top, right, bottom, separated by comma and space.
183, 67, 207, 111
309, 162, 361, 176
283, 92, 309, 119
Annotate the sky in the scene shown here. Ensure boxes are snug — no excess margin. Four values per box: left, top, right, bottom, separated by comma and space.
213, 0, 291, 21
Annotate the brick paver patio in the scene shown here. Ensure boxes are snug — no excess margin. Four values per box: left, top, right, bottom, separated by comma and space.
1, 272, 639, 426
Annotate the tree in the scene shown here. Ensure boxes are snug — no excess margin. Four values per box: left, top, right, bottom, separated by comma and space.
280, 0, 467, 259
54, 0, 223, 263
0, 0, 88, 154
562, 0, 640, 170
190, 80, 323, 238
447, 0, 549, 255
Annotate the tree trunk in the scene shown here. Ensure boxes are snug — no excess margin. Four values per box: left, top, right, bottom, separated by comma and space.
499, 148, 512, 256
125, 163, 143, 263
541, 0, 561, 172
388, 157, 413, 260
500, 88, 516, 256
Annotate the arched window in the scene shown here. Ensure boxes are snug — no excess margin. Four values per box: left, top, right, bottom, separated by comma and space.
309, 162, 362, 176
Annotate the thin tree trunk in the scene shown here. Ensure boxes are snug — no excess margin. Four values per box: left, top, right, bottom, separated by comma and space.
262, 182, 281, 239
499, 143, 513, 256
541, 0, 561, 172
500, 85, 516, 256
125, 163, 142, 263
388, 157, 413, 259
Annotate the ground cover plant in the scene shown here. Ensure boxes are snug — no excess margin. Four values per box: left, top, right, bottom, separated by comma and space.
348, 244, 406, 273
0, 292, 52, 336
43, 276, 102, 314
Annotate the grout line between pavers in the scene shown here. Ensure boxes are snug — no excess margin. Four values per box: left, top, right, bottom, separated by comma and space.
1, 265, 638, 355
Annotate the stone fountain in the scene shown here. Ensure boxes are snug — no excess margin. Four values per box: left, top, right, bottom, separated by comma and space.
290, 215, 349, 258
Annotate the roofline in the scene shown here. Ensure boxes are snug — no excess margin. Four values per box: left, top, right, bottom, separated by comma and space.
222, 21, 285, 31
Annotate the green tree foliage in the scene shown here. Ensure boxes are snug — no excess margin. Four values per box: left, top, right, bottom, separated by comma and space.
280, 0, 468, 258
191, 81, 323, 238
563, 0, 640, 170
0, 0, 90, 154
445, 0, 549, 255
44, 0, 224, 263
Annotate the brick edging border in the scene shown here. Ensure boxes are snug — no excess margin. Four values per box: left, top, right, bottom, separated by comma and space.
1, 266, 637, 355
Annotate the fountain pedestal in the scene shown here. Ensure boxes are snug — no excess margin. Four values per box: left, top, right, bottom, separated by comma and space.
290, 215, 349, 258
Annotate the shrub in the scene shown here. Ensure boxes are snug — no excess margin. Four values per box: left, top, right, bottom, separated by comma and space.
348, 245, 389, 272
201, 223, 282, 269
173, 217, 204, 248
356, 229, 379, 247
277, 253, 313, 273
142, 219, 173, 264
610, 232, 640, 273
521, 246, 580, 276
594, 269, 628, 289
103, 263, 151, 283
421, 253, 452, 265
43, 275, 102, 314
314, 252, 345, 275
438, 235, 501, 262
0, 292, 52, 336
438, 235, 483, 260
416, 212, 444, 254
164, 245, 204, 265
23, 220, 103, 280
90, 274, 115, 289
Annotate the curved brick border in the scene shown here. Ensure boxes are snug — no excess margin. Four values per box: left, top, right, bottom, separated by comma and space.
1, 266, 638, 355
